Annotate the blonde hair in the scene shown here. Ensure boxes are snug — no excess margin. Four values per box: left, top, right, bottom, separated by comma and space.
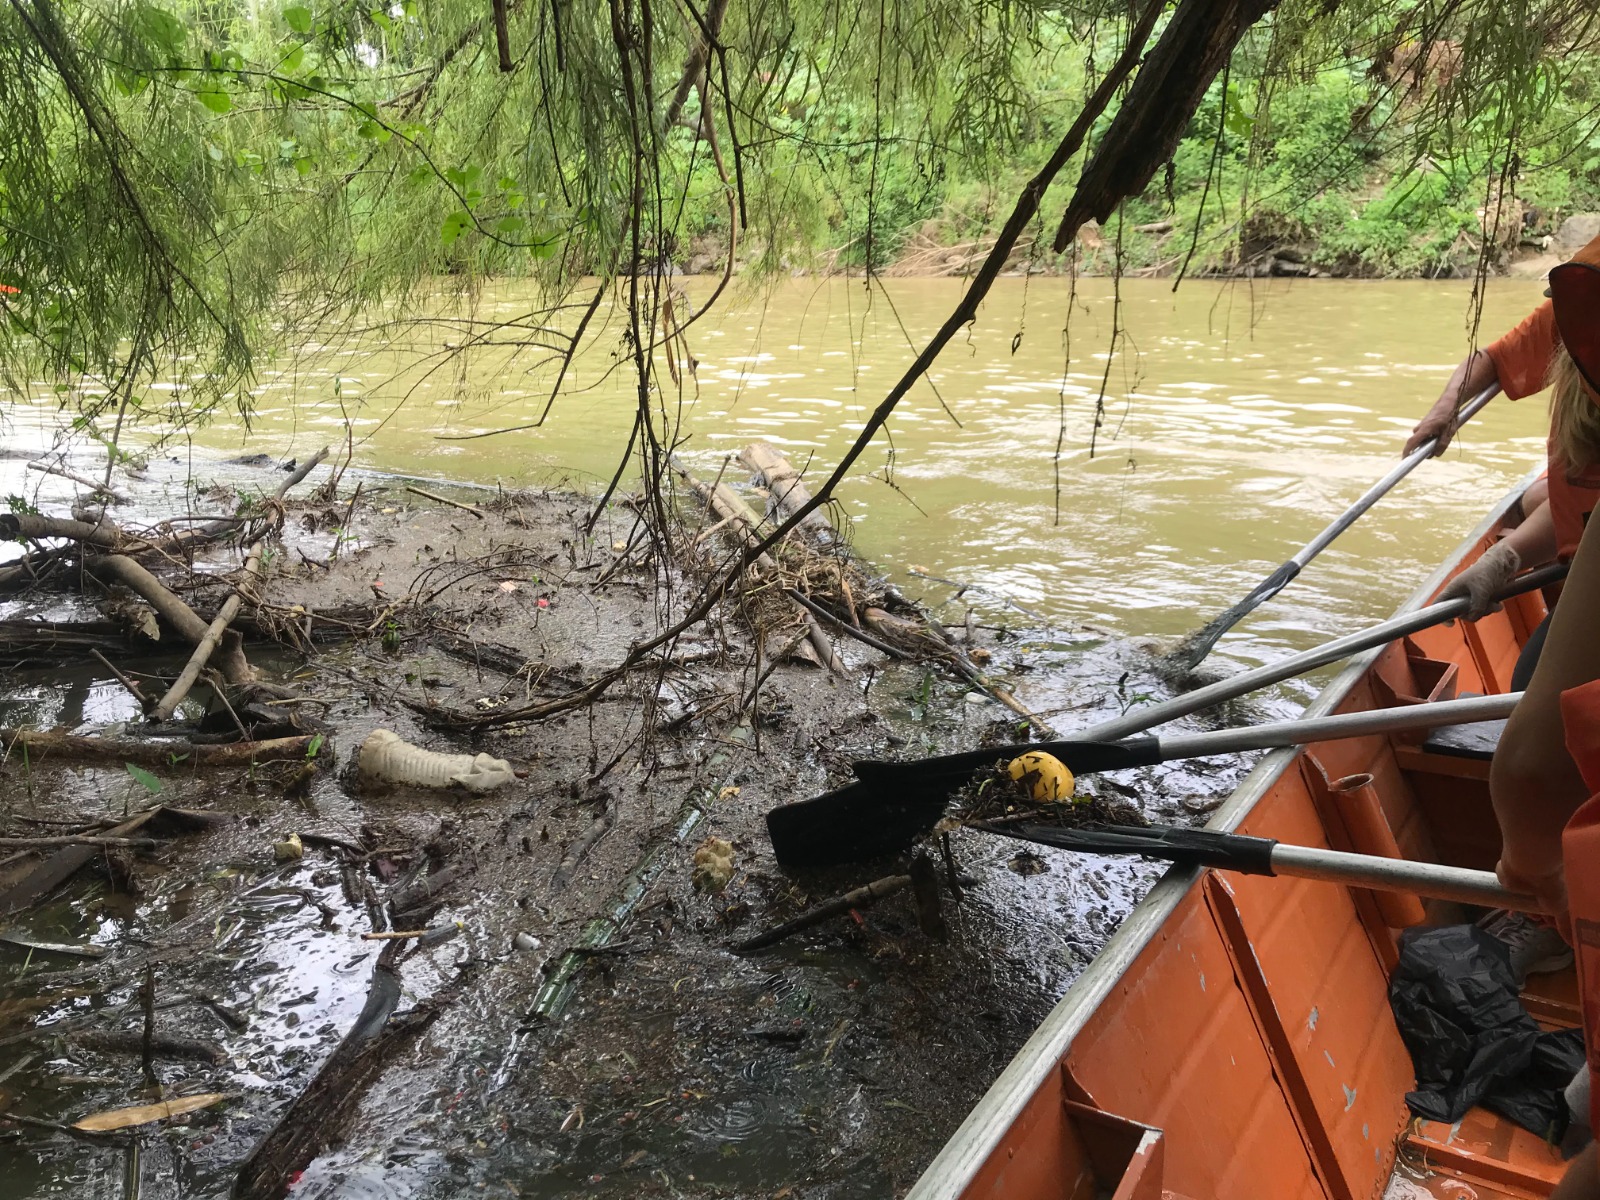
1547, 345, 1600, 473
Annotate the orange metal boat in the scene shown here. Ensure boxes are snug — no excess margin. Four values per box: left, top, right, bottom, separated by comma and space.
911, 474, 1577, 1200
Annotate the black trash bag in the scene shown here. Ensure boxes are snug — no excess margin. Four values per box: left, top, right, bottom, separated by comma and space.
1389, 924, 1584, 1137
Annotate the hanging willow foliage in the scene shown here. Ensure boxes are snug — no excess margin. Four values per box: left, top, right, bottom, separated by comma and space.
0, 0, 1596, 442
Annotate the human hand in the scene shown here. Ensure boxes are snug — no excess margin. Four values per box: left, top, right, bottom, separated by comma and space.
1437, 540, 1521, 620
1404, 400, 1460, 457
1497, 854, 1571, 941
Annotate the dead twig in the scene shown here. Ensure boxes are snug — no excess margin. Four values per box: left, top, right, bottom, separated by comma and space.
90, 648, 153, 712
733, 874, 912, 952
26, 460, 131, 503
404, 485, 485, 520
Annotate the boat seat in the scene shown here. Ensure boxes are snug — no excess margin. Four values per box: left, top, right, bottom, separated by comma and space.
1418, 718, 1506, 761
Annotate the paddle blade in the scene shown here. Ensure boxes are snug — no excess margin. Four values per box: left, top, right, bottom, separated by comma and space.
767, 781, 948, 868
1170, 559, 1301, 671
769, 738, 1166, 869
849, 736, 1162, 789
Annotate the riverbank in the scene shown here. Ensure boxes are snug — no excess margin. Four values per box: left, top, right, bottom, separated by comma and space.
0, 447, 1258, 1197
675, 210, 1593, 283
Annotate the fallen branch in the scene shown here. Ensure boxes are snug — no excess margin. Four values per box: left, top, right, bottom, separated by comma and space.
231, 951, 473, 1200
0, 808, 164, 915
733, 874, 912, 952
27, 461, 131, 503
0, 512, 134, 552
923, 617, 1055, 737
90, 555, 256, 686
90, 648, 154, 711
0, 836, 162, 849
69, 1028, 227, 1065
1, 1110, 131, 1145
738, 441, 834, 541
1, 728, 317, 766
784, 588, 908, 659
672, 459, 844, 674
187, 446, 332, 545
404, 485, 485, 520
390, 864, 466, 915
152, 545, 264, 720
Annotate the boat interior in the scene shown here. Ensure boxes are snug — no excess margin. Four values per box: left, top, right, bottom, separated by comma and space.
938, 493, 1581, 1200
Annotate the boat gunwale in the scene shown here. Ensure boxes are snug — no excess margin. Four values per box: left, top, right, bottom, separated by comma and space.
906, 467, 1542, 1200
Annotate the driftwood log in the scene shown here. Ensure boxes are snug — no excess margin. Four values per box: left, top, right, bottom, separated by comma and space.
672, 459, 845, 673
2, 728, 317, 766
26, 461, 132, 504
231, 949, 472, 1200
738, 440, 834, 542
152, 544, 264, 720
0, 808, 164, 916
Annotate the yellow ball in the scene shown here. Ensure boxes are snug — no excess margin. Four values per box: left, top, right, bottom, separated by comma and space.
1006, 751, 1075, 804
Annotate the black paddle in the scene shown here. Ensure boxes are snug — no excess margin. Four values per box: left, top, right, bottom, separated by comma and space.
977, 821, 1537, 911
767, 693, 1518, 867
769, 563, 1559, 867
1171, 383, 1500, 671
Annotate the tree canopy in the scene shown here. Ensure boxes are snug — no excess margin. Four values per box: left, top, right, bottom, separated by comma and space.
2, 0, 1598, 447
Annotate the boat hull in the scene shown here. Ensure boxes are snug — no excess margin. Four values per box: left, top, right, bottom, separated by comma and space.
912, 472, 1572, 1200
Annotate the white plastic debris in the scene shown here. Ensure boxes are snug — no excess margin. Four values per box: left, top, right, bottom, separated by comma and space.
358, 729, 516, 793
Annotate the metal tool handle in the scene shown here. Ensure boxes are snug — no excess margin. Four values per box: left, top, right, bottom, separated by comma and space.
1268, 843, 1539, 912
1082, 561, 1563, 744
1154, 691, 1520, 761
1293, 384, 1501, 570
1176, 385, 1503, 670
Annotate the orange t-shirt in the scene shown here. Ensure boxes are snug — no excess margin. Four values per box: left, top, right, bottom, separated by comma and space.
1560, 678, 1600, 1134
1483, 284, 1600, 559
1485, 300, 1560, 402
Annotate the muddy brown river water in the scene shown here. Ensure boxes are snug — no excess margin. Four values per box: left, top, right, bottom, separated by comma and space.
184, 274, 1550, 672
0, 275, 1560, 1199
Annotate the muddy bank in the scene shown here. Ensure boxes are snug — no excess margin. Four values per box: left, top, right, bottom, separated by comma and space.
0, 448, 1258, 1198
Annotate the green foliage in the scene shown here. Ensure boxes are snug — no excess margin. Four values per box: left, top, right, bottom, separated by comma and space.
124, 763, 162, 794
2, 0, 1599, 441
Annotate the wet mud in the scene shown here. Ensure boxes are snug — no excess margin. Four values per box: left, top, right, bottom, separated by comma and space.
0, 453, 1267, 1198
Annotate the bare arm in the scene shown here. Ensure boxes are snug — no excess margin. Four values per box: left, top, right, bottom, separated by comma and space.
1500, 499, 1559, 570
1491, 508, 1600, 919
1405, 349, 1499, 457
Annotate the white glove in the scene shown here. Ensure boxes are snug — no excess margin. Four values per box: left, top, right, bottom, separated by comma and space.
1438, 540, 1521, 621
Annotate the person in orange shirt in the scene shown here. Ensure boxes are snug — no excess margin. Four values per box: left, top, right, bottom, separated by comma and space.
1494, 504, 1600, 1198
1417, 249, 1600, 688
1491, 260, 1600, 1198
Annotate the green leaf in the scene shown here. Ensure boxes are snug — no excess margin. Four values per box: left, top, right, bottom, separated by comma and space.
529, 235, 560, 259
283, 5, 313, 34
280, 44, 304, 71
1223, 84, 1256, 137
125, 764, 162, 795
134, 5, 186, 53
440, 210, 473, 246
195, 88, 233, 114
495, 214, 526, 234
306, 733, 325, 758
